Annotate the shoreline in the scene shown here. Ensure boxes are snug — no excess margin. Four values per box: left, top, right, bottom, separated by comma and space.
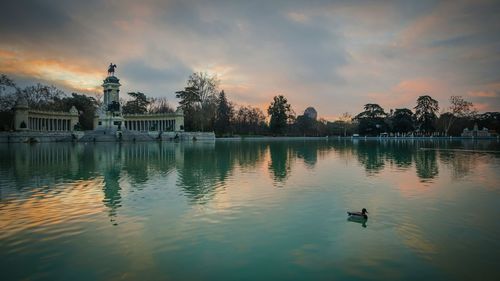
1, 131, 498, 143
216, 135, 499, 141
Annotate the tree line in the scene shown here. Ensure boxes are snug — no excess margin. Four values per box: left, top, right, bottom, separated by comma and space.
0, 74, 99, 130
352, 95, 499, 136
0, 74, 174, 131
1, 72, 499, 136
179, 73, 499, 137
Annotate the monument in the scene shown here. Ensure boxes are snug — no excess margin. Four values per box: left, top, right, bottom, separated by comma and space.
97, 63, 124, 131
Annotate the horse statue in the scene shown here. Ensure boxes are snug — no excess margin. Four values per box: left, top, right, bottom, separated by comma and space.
108, 63, 117, 76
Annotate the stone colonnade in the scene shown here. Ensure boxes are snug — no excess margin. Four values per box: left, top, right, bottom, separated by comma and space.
124, 119, 176, 131
28, 116, 74, 131
123, 112, 184, 132
14, 104, 79, 132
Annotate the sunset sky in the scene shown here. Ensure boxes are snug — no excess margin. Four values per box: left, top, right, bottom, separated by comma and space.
0, 0, 499, 119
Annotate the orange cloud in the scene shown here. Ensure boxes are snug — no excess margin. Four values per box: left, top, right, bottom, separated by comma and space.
287, 12, 309, 23
0, 49, 102, 93
397, 1, 478, 49
468, 90, 498, 98
473, 103, 489, 111
364, 78, 449, 110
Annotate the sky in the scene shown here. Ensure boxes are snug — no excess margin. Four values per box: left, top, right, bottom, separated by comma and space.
0, 0, 499, 119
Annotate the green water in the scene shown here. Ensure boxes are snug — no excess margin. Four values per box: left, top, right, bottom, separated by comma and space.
1, 140, 499, 281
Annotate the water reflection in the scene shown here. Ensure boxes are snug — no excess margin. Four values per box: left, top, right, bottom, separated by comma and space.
347, 217, 368, 228
356, 141, 386, 174
177, 142, 224, 203
415, 149, 439, 181
268, 142, 292, 183
1, 140, 499, 281
1, 140, 498, 211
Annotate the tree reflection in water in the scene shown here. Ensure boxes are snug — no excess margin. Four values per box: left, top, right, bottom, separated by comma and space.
415, 149, 439, 182
268, 142, 292, 184
1, 139, 498, 221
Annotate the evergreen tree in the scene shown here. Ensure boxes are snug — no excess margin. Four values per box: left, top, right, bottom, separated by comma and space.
414, 95, 439, 134
122, 92, 150, 114
267, 95, 292, 135
214, 90, 233, 136
63, 93, 98, 130
391, 108, 414, 134
355, 103, 387, 135
175, 86, 201, 131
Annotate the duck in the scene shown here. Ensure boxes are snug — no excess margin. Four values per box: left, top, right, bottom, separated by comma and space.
347, 208, 368, 220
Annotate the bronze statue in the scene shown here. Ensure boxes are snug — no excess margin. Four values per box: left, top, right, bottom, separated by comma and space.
108, 63, 117, 76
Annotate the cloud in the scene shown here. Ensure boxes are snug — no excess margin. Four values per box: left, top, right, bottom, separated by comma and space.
287, 12, 309, 23
0, 48, 102, 93
468, 91, 498, 98
0, 0, 499, 117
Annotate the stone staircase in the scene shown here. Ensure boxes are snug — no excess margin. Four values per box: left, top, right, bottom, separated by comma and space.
78, 129, 157, 142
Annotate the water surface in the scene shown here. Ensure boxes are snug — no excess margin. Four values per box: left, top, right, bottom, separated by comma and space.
1, 140, 499, 281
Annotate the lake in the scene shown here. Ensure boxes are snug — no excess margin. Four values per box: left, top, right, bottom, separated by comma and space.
1, 140, 499, 281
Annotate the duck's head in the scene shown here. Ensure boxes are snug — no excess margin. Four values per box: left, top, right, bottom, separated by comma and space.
362, 208, 368, 214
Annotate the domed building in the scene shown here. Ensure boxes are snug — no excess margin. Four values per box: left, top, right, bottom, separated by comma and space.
304, 107, 317, 120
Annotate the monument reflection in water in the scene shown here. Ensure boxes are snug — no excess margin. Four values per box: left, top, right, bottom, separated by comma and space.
0, 140, 499, 281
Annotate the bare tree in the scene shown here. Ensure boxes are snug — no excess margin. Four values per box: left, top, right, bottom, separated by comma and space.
442, 96, 476, 136
148, 97, 174, 113
187, 72, 220, 106
0, 74, 19, 111
338, 112, 352, 136
21, 84, 66, 110
93, 92, 103, 107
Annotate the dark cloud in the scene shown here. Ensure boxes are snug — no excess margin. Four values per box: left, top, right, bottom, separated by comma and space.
0, 0, 499, 114
120, 59, 191, 84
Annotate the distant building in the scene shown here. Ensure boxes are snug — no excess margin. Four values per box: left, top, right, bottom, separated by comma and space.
304, 107, 317, 120
461, 123, 490, 137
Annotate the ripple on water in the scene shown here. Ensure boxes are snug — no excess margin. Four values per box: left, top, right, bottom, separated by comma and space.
0, 178, 105, 247
1, 141, 499, 281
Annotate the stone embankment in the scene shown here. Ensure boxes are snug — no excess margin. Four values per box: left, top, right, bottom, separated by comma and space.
0, 131, 215, 143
